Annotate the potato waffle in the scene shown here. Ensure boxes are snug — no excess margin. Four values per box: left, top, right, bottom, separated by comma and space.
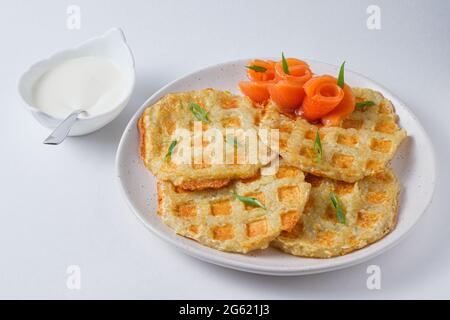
271, 169, 400, 258
139, 89, 265, 190
260, 88, 407, 182
157, 164, 311, 253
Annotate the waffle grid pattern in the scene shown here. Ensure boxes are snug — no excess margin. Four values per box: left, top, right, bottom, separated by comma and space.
157, 165, 311, 253
260, 88, 407, 182
139, 89, 264, 189
272, 169, 400, 258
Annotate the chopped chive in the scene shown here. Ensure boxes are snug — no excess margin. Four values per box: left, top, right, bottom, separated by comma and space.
188, 102, 209, 123
337, 61, 346, 89
313, 130, 323, 163
164, 140, 178, 161
232, 192, 266, 209
329, 192, 346, 224
281, 52, 290, 75
246, 65, 267, 73
356, 100, 376, 108
226, 136, 239, 147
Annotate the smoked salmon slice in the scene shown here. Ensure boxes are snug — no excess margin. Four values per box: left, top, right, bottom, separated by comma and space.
268, 80, 305, 113
239, 80, 272, 103
321, 83, 355, 126
301, 75, 344, 121
275, 58, 312, 85
240, 56, 356, 126
246, 59, 276, 81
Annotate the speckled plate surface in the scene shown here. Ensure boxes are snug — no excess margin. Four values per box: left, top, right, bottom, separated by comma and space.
116, 59, 436, 276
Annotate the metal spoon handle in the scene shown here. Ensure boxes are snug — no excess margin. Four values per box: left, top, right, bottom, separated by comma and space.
43, 109, 85, 145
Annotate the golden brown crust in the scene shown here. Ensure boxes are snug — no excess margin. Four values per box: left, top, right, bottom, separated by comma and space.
156, 181, 163, 216
137, 112, 146, 164
178, 178, 231, 191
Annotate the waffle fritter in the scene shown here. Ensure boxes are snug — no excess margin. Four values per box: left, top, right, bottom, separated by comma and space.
157, 164, 311, 253
271, 169, 400, 258
260, 88, 407, 182
139, 89, 265, 190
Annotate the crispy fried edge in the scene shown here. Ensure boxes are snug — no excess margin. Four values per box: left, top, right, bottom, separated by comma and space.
178, 178, 231, 191
387, 175, 401, 232
138, 112, 147, 166
156, 180, 163, 216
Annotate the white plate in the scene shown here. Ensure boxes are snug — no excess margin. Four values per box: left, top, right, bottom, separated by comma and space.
116, 59, 436, 276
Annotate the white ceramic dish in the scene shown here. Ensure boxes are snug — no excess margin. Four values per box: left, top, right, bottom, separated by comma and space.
18, 28, 135, 136
116, 59, 436, 276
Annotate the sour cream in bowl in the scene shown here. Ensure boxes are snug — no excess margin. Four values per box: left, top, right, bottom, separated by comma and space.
18, 28, 135, 136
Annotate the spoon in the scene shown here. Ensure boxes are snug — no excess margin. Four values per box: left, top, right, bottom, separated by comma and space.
43, 109, 86, 145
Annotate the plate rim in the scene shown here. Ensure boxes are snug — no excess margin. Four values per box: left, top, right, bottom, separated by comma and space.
116, 58, 437, 276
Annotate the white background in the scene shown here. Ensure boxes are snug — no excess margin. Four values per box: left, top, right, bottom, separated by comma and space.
0, 0, 449, 299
